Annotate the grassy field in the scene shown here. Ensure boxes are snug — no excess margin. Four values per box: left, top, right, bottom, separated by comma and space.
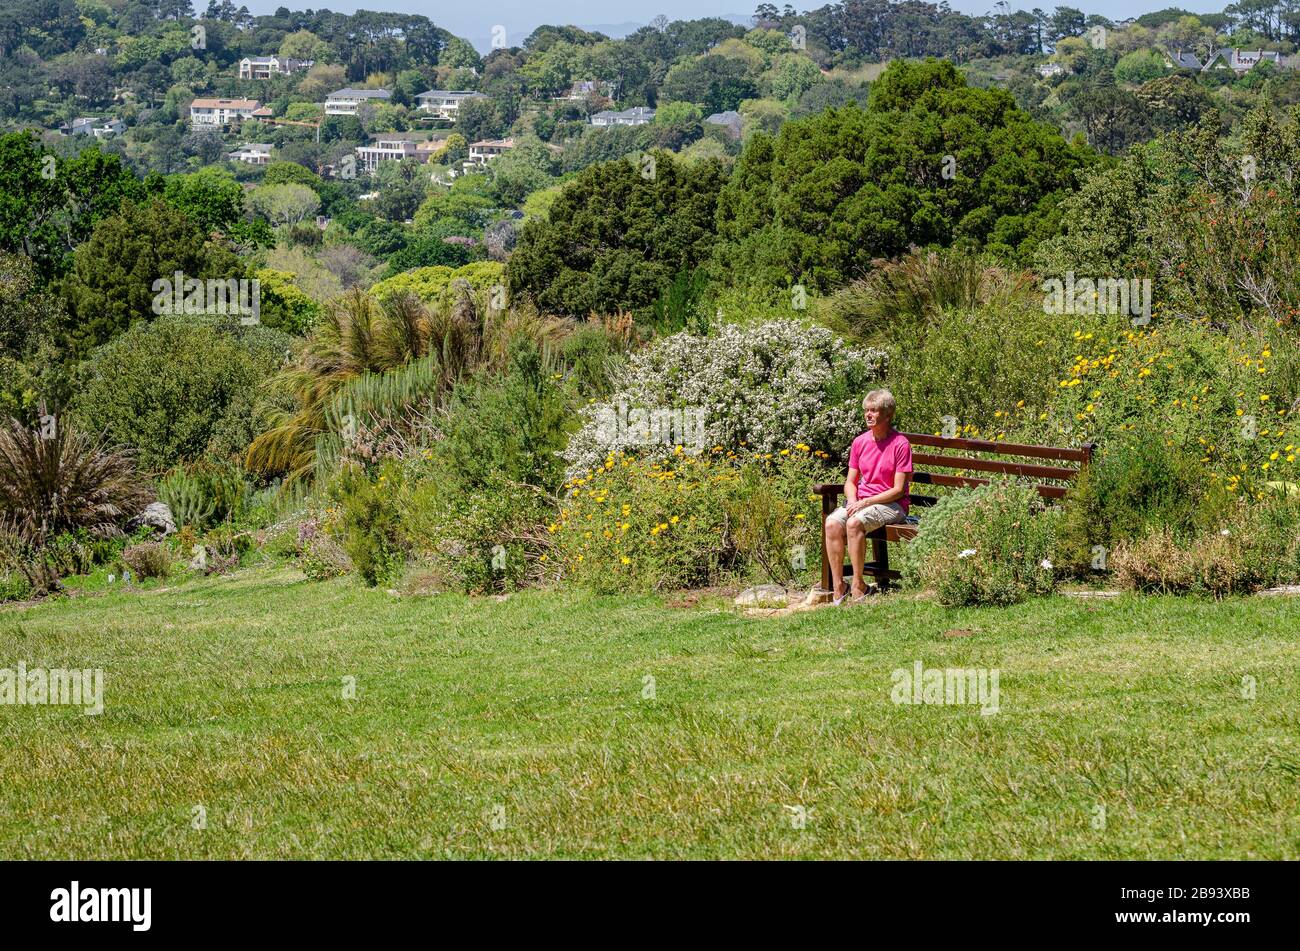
1, 566, 1297, 859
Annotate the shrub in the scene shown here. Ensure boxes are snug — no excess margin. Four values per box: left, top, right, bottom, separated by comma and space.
433, 340, 573, 492
0, 417, 150, 540
563, 320, 887, 479
326, 461, 407, 586
157, 461, 254, 531
400, 472, 552, 594
880, 303, 1085, 437
906, 481, 1059, 607
0, 571, 30, 603
548, 449, 833, 594
121, 542, 172, 580
1112, 528, 1259, 598
1052, 424, 1220, 575
71, 316, 292, 472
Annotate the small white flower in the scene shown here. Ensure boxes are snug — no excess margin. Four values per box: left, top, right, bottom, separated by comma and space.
1040, 558, 1053, 570
958, 548, 977, 559
1219, 529, 1231, 536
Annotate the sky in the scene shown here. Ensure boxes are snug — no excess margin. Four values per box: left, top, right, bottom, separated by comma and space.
239, 1, 1235, 52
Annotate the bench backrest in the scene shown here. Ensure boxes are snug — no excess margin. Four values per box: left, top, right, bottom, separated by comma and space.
902, 433, 1093, 506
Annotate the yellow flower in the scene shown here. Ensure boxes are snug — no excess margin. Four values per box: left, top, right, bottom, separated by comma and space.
620, 556, 630, 565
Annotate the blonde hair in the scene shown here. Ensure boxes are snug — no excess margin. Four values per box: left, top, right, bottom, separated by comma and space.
862, 388, 897, 421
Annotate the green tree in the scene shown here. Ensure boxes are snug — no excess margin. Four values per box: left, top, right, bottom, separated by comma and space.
163, 167, 245, 234
71, 316, 291, 472
58, 199, 240, 357
712, 59, 1098, 290
507, 150, 727, 317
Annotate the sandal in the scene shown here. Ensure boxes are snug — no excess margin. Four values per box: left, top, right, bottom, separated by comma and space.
831, 587, 850, 606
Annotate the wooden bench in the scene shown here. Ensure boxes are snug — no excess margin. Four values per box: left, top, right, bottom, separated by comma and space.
814, 433, 1094, 596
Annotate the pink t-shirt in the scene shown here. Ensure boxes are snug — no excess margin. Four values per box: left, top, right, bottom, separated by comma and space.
848, 430, 913, 512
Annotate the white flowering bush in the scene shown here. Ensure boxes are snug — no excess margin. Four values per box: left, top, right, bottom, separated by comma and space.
562, 320, 887, 478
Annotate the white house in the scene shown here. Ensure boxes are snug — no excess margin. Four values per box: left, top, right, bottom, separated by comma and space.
59, 116, 125, 138
467, 137, 515, 165
355, 137, 426, 173
590, 106, 655, 127
325, 88, 392, 116
414, 89, 487, 120
1037, 62, 1064, 78
189, 97, 262, 127
238, 56, 312, 80
228, 143, 273, 165
554, 80, 614, 102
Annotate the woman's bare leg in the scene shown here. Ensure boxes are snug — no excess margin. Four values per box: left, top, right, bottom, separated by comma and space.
824, 516, 848, 598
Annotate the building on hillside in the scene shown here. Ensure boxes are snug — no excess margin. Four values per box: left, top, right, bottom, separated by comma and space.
467, 137, 515, 165
1162, 47, 1290, 75
325, 88, 392, 116
1037, 62, 1064, 78
228, 143, 273, 165
59, 116, 125, 137
414, 89, 487, 120
554, 80, 614, 102
355, 137, 428, 174
238, 56, 312, 80
590, 106, 655, 127
704, 110, 742, 138
189, 98, 262, 127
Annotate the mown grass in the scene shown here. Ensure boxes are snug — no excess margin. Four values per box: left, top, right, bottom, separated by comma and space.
1, 566, 1297, 859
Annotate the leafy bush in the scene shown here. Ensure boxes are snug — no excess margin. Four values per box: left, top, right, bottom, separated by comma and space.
433, 340, 573, 492
400, 472, 552, 594
906, 481, 1059, 606
563, 320, 887, 479
72, 316, 292, 472
121, 542, 172, 580
0, 571, 30, 603
326, 462, 406, 586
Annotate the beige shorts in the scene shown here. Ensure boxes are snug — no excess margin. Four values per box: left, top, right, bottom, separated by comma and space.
827, 501, 906, 532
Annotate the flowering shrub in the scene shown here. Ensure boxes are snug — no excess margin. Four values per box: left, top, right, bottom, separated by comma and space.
547, 448, 836, 594
1008, 320, 1295, 500
562, 320, 886, 479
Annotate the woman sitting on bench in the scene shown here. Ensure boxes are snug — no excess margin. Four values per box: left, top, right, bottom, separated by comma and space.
823, 389, 913, 605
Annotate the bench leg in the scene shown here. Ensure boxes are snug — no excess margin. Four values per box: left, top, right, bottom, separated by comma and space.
819, 494, 834, 594
872, 535, 890, 591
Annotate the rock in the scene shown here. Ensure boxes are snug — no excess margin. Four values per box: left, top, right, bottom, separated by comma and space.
129, 502, 176, 537
734, 584, 790, 607
1259, 585, 1300, 597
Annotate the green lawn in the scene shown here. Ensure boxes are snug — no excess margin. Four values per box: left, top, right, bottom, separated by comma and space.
1, 566, 1297, 859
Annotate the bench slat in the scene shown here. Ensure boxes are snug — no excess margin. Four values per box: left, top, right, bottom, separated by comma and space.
912, 472, 1069, 499
911, 452, 1081, 481
905, 433, 1094, 463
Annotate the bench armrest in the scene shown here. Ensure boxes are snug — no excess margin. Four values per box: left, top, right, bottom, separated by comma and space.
812, 483, 843, 496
